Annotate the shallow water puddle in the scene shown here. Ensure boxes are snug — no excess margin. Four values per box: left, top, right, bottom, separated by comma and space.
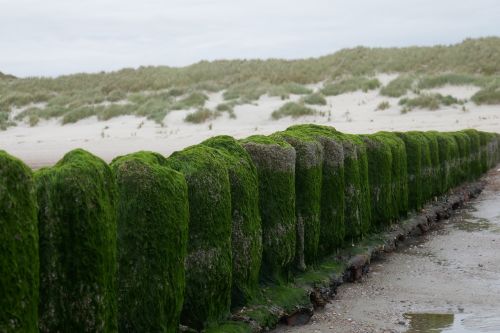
404, 313, 500, 332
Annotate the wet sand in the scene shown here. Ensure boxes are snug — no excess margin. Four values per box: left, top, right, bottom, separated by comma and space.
273, 168, 500, 333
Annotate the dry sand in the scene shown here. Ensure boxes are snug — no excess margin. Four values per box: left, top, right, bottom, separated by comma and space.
1, 75, 499, 168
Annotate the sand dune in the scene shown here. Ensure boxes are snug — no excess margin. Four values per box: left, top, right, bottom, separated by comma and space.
1, 77, 499, 169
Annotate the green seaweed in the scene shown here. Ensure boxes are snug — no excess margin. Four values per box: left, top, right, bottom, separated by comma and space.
285, 125, 346, 252
462, 129, 482, 180
434, 132, 457, 192
241, 135, 296, 283
111, 152, 189, 332
374, 132, 408, 219
450, 132, 471, 183
362, 134, 393, 230
396, 132, 425, 211
276, 128, 323, 270
0, 151, 38, 333
166, 145, 232, 330
422, 132, 441, 198
36, 149, 117, 332
202, 136, 263, 307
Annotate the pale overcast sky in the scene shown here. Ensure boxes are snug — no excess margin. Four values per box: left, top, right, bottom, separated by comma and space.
1, 0, 499, 77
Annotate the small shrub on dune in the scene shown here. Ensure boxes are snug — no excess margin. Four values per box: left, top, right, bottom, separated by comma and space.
97, 104, 135, 121
471, 86, 500, 105
184, 108, 221, 124
417, 73, 484, 89
380, 75, 415, 97
271, 102, 316, 120
216, 103, 236, 118
376, 101, 390, 111
107, 89, 127, 102
223, 79, 269, 102
168, 87, 186, 97
399, 93, 462, 111
321, 77, 381, 96
173, 91, 209, 110
302, 93, 327, 105
61, 106, 97, 124
282, 82, 312, 95
0, 151, 38, 333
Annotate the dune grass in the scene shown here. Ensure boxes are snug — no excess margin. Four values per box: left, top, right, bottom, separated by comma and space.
1, 37, 500, 129
472, 87, 500, 105
380, 75, 415, 97
321, 77, 381, 96
271, 102, 316, 120
416, 73, 486, 89
302, 93, 327, 105
376, 101, 390, 111
399, 93, 463, 111
184, 108, 221, 124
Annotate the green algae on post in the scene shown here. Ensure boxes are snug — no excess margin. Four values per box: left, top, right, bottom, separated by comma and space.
422, 132, 441, 198
462, 129, 482, 180
375, 132, 408, 219
339, 133, 371, 242
286, 124, 347, 251
434, 132, 458, 192
111, 152, 189, 332
0, 151, 38, 333
241, 135, 296, 283
202, 136, 263, 307
166, 145, 232, 330
362, 134, 393, 230
396, 132, 424, 211
36, 149, 117, 332
277, 128, 323, 269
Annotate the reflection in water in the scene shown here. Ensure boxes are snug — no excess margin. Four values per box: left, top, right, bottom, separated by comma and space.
404, 313, 500, 332
404, 313, 454, 332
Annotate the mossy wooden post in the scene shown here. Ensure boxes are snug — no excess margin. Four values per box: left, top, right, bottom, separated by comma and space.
202, 136, 262, 307
396, 132, 424, 211
435, 133, 457, 192
376, 132, 409, 219
36, 149, 117, 332
362, 135, 393, 230
241, 135, 296, 283
414, 132, 433, 203
277, 129, 323, 270
166, 145, 232, 330
451, 132, 471, 183
462, 129, 482, 180
479, 132, 492, 173
111, 152, 189, 332
286, 125, 346, 252
0, 151, 38, 333
422, 132, 441, 198
342, 134, 371, 241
